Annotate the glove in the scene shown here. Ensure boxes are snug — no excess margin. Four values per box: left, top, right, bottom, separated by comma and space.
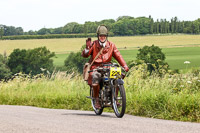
123, 65, 129, 72
86, 38, 92, 49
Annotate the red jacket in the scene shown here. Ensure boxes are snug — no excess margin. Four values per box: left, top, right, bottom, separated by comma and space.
82, 40, 128, 85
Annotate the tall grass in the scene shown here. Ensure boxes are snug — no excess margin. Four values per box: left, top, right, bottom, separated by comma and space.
125, 64, 200, 122
0, 66, 200, 122
0, 72, 91, 110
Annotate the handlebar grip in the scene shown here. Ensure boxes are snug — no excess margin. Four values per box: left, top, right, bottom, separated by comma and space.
88, 70, 93, 73
103, 64, 112, 66
121, 67, 125, 72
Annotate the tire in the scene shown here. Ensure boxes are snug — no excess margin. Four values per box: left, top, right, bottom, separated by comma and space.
112, 84, 126, 118
90, 87, 103, 115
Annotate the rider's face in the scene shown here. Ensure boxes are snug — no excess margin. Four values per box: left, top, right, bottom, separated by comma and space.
98, 35, 107, 43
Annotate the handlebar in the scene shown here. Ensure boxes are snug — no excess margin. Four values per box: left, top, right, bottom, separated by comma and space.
87, 64, 127, 79
88, 67, 110, 73
88, 70, 93, 73
88, 65, 126, 74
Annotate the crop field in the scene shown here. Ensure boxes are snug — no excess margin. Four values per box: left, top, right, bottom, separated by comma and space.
1, 34, 200, 70
1, 34, 200, 54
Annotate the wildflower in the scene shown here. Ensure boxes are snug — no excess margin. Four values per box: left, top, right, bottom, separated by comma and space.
187, 81, 192, 84
168, 78, 172, 81
40, 68, 46, 71
184, 61, 191, 64
180, 85, 184, 87
47, 70, 50, 75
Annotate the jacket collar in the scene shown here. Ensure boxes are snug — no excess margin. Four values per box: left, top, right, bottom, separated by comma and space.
96, 40, 109, 49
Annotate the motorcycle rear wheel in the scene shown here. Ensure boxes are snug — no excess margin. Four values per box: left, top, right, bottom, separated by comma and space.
112, 84, 126, 118
90, 87, 103, 115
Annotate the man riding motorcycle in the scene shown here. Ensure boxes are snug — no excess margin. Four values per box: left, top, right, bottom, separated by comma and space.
82, 25, 129, 109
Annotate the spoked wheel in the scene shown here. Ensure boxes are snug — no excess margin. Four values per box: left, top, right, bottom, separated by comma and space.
90, 87, 103, 115
112, 84, 126, 118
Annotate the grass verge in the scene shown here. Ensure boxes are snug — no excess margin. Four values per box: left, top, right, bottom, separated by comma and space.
0, 66, 200, 122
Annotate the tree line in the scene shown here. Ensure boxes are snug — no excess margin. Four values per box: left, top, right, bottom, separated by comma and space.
1, 16, 200, 37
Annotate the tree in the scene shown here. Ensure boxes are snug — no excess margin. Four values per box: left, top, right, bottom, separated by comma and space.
8, 49, 27, 74
174, 17, 178, 33
149, 18, 154, 34
170, 18, 175, 33
193, 20, 200, 34
0, 25, 4, 38
84, 21, 98, 33
27, 30, 36, 35
0, 54, 11, 80
37, 28, 51, 35
51, 27, 63, 34
116, 16, 134, 21
73, 24, 84, 33
64, 45, 88, 73
136, 45, 169, 74
8, 47, 55, 75
156, 19, 160, 33
63, 22, 79, 34
16, 27, 24, 35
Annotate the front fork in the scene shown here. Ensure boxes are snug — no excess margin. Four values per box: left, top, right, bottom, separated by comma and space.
111, 79, 124, 101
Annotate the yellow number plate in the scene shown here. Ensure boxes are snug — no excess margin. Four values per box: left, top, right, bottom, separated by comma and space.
110, 67, 121, 79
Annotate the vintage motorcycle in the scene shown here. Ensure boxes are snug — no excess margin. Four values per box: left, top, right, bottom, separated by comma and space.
87, 63, 126, 118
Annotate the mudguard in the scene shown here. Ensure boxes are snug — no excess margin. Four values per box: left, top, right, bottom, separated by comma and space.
117, 79, 124, 85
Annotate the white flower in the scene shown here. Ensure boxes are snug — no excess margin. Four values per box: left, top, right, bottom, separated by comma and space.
198, 80, 200, 82
184, 61, 191, 64
187, 81, 192, 84
40, 68, 46, 71
180, 85, 184, 87
47, 70, 50, 75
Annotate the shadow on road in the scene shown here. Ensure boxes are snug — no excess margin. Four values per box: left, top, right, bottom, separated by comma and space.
62, 113, 117, 118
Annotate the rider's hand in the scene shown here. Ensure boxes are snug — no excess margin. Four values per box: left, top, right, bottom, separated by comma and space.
86, 38, 92, 49
124, 65, 129, 72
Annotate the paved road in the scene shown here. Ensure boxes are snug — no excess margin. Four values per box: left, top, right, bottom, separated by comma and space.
0, 105, 200, 133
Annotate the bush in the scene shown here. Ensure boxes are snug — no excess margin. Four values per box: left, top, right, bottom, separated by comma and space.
64, 45, 88, 73
136, 45, 169, 75
8, 47, 55, 75
0, 54, 11, 80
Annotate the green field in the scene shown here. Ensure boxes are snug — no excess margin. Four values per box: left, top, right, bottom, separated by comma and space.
1, 35, 200, 70
53, 47, 200, 70
163, 47, 200, 70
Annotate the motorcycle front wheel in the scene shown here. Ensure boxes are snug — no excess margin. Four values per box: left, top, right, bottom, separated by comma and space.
90, 87, 103, 115
112, 84, 126, 118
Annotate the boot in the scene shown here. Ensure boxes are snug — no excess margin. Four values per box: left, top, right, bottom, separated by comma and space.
95, 98, 101, 109
93, 84, 101, 109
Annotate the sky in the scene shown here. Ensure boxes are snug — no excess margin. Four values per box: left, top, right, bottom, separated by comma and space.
0, 0, 200, 32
